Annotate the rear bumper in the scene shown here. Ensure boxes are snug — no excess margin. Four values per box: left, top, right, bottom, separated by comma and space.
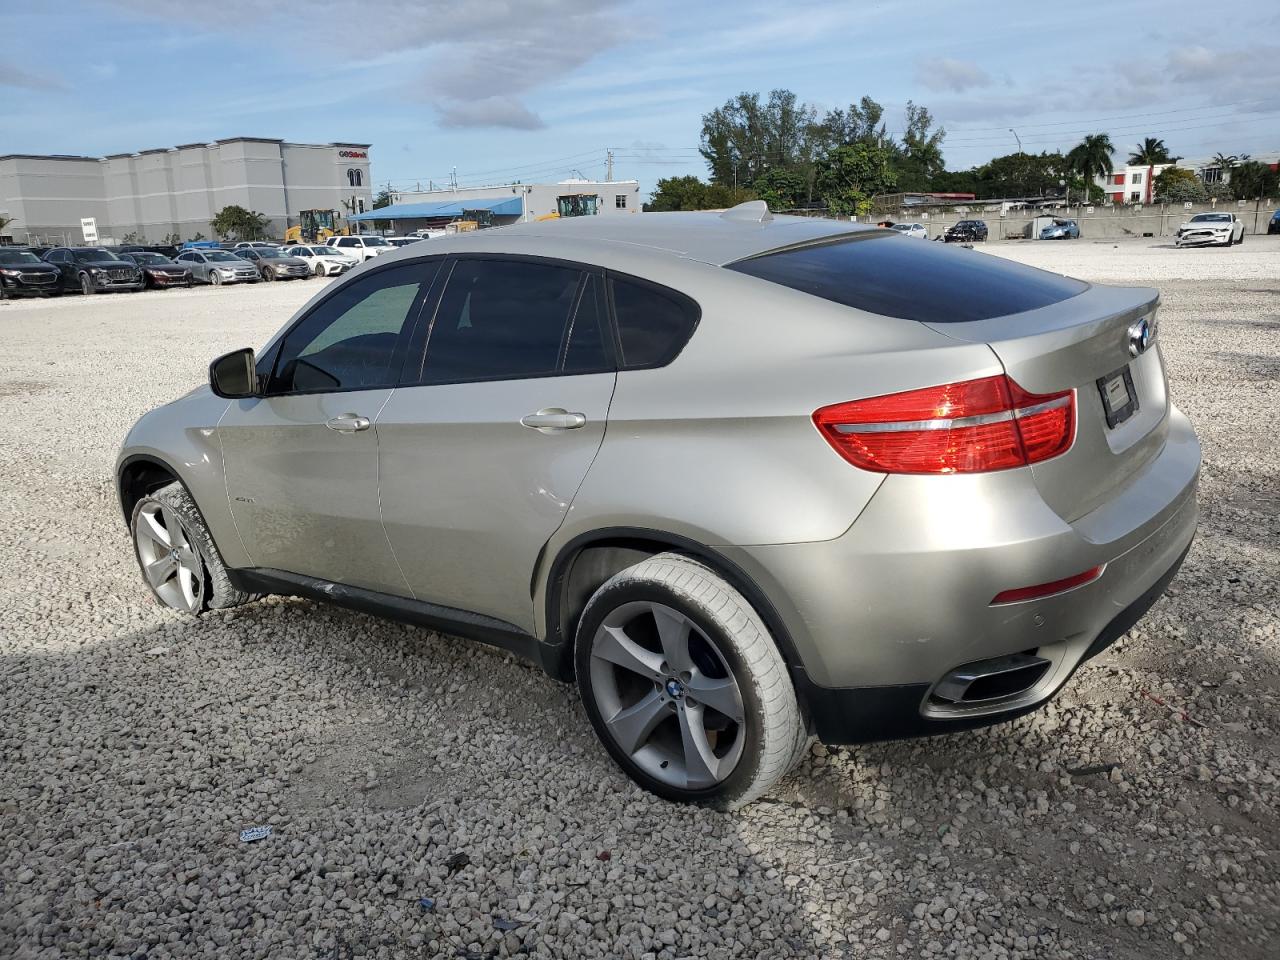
798, 539, 1191, 743
722, 404, 1200, 737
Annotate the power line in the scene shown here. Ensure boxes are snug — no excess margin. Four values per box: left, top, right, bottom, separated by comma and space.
944, 98, 1276, 134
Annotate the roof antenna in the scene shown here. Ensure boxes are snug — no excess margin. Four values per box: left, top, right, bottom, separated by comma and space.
720, 200, 773, 223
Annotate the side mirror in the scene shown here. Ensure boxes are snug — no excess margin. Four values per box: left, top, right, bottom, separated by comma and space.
209, 348, 259, 399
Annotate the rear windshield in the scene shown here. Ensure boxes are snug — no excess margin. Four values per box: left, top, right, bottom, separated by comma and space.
727, 233, 1087, 323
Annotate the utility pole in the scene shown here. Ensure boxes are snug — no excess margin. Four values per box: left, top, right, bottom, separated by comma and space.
1010, 128, 1022, 153
605, 149, 614, 182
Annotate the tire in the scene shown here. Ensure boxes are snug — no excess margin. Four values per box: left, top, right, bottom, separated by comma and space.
263, 267, 275, 281
79, 273, 95, 296
314, 263, 326, 277
130, 481, 257, 615
575, 553, 806, 809
210, 271, 223, 286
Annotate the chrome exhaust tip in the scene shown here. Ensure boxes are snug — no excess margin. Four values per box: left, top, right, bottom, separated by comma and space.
931, 652, 1052, 705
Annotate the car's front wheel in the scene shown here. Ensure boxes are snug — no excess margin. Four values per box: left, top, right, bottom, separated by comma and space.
130, 481, 255, 615
575, 553, 807, 808
79, 273, 95, 295
210, 271, 223, 286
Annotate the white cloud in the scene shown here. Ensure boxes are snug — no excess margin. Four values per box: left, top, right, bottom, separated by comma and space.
106, 0, 627, 130
0, 63, 64, 91
917, 58, 993, 94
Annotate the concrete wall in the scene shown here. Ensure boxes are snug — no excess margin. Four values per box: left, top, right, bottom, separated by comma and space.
870, 198, 1278, 240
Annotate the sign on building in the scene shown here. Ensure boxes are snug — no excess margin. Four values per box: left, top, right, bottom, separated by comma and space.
80, 217, 98, 243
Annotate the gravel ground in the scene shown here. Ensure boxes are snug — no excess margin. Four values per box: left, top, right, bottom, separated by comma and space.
1, 238, 1277, 959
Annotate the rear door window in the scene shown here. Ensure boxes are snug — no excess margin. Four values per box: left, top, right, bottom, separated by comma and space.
727, 234, 1086, 323
414, 258, 589, 384
609, 276, 700, 368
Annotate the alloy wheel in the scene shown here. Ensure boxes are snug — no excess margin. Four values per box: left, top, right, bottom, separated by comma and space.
589, 600, 746, 790
134, 501, 205, 613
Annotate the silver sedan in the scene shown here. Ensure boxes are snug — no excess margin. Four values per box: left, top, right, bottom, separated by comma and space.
173, 250, 260, 285
235, 247, 313, 281
117, 202, 1201, 807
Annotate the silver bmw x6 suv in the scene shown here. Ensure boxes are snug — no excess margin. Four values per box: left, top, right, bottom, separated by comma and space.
117, 202, 1200, 807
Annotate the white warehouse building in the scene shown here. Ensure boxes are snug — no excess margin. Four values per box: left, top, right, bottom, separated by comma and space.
348, 179, 641, 232
0, 138, 374, 245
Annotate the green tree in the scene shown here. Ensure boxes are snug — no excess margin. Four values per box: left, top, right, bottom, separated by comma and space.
1127, 137, 1173, 165
1210, 152, 1240, 173
894, 101, 946, 192
1227, 160, 1277, 199
817, 142, 898, 216
700, 89, 823, 190
1154, 167, 1205, 203
752, 168, 809, 210
1066, 134, 1115, 197
210, 205, 270, 241
0, 214, 16, 235
188, 232, 206, 242
645, 176, 755, 211
162, 232, 182, 246
817, 96, 891, 151
970, 151, 1070, 198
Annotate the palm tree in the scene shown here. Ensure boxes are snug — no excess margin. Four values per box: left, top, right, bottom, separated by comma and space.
1128, 138, 1175, 203
1067, 134, 1115, 203
1211, 152, 1239, 171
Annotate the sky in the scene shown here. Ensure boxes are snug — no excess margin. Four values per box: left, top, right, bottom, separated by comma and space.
3, 0, 1279, 198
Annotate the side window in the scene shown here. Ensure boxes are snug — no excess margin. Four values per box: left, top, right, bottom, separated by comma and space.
416, 258, 584, 385
609, 276, 700, 368
268, 262, 434, 394
562, 274, 610, 374
337, 237, 355, 248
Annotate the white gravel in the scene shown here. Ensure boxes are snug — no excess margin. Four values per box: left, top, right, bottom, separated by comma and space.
1, 239, 1278, 959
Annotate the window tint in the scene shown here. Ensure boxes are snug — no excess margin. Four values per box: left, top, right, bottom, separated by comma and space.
269, 262, 434, 394
727, 234, 1087, 324
418, 258, 583, 384
563, 274, 610, 374
610, 276, 700, 368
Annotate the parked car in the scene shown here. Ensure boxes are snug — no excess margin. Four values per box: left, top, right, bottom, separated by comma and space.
1175, 212, 1245, 247
235, 247, 312, 281
174, 249, 260, 285
325, 234, 394, 262
0, 248, 63, 298
1269, 210, 1280, 235
384, 236, 426, 248
889, 223, 928, 239
120, 252, 193, 289
116, 203, 1200, 807
283, 245, 359, 277
1040, 218, 1080, 240
944, 220, 988, 242
232, 241, 280, 250
43, 247, 143, 295
118, 244, 181, 259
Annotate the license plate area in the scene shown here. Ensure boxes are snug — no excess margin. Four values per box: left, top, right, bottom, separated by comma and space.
1097, 365, 1138, 428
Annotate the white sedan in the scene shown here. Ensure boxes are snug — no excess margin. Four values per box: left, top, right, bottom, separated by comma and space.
1174, 213, 1245, 247
283, 245, 360, 277
890, 222, 929, 239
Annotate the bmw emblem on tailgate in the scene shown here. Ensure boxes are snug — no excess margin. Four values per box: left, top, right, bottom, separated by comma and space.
1127, 317, 1153, 357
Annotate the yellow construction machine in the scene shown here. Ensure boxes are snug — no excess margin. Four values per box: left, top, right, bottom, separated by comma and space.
284, 209, 350, 245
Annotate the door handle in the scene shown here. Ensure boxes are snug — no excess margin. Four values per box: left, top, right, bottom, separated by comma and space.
520, 408, 587, 431
325, 414, 371, 433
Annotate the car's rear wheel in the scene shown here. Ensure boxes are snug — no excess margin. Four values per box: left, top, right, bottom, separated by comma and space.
131, 482, 256, 615
575, 553, 807, 808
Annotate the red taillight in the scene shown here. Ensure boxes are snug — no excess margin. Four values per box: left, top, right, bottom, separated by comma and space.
990, 565, 1103, 605
813, 375, 1075, 474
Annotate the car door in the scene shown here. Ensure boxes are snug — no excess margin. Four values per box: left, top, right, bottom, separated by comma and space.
46, 249, 73, 288
377, 256, 617, 632
217, 260, 439, 592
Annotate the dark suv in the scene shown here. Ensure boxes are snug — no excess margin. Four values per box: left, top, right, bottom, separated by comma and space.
944, 220, 989, 243
43, 247, 143, 295
0, 248, 62, 299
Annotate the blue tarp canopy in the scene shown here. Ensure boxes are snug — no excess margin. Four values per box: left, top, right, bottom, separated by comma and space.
347, 196, 523, 221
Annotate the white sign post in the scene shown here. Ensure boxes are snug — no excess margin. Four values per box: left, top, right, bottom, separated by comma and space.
80, 217, 98, 243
